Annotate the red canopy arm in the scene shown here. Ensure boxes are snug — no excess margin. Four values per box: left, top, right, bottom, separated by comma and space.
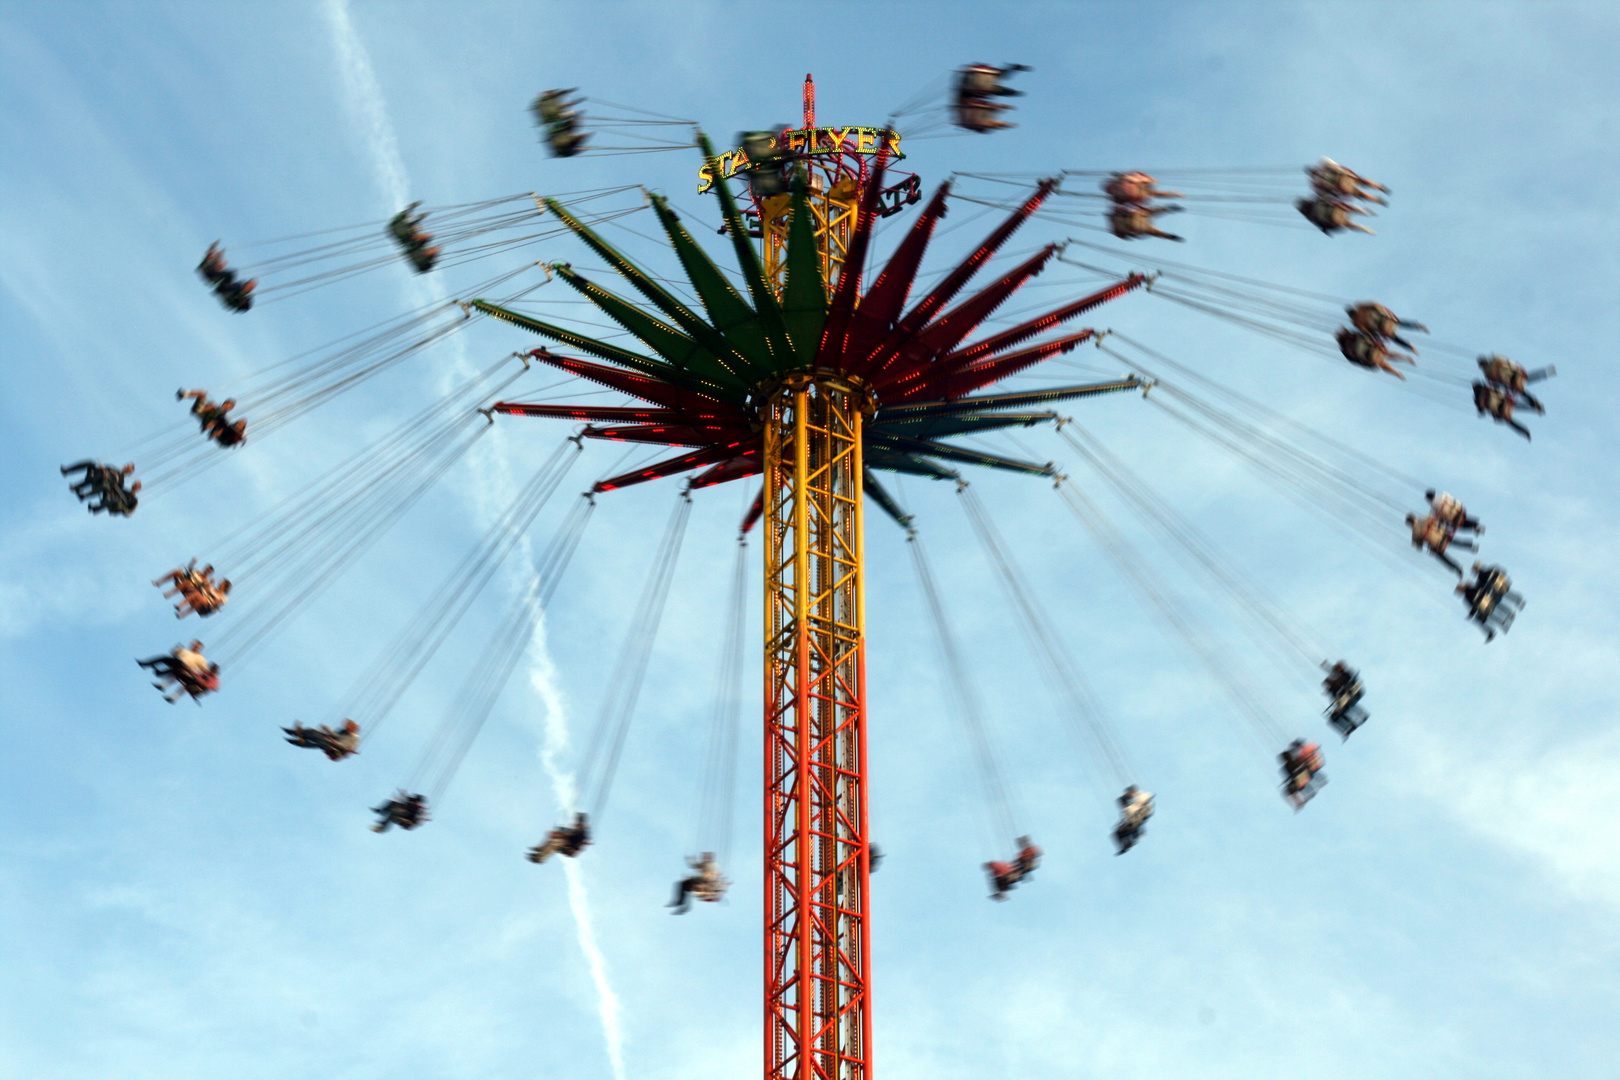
492, 404, 687, 423
939, 274, 1144, 371
530, 349, 737, 414
592, 441, 754, 493
581, 423, 754, 447
888, 330, 1096, 404
867, 245, 1057, 389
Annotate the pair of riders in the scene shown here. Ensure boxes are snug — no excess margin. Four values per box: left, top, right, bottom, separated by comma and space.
953, 63, 1028, 133
1336, 301, 1426, 380
1279, 738, 1326, 810
668, 852, 729, 913
61, 460, 140, 516
1114, 786, 1155, 854
284, 719, 361, 761
1472, 354, 1553, 441
198, 242, 256, 312
527, 811, 591, 863
1104, 171, 1184, 242
739, 131, 792, 199
1297, 158, 1385, 235
180, 388, 246, 448
1321, 660, 1369, 740
153, 559, 231, 618
371, 791, 429, 832
1406, 489, 1483, 576
136, 640, 219, 703
1457, 562, 1524, 642
985, 836, 1042, 900
531, 90, 588, 157
388, 203, 440, 273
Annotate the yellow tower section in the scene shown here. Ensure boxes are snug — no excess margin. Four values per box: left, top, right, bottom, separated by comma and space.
758, 75, 876, 1080
764, 75, 858, 298
762, 372, 872, 1080
759, 171, 859, 299
697, 74, 904, 300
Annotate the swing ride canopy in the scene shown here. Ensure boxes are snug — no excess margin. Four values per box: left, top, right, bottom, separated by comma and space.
476, 136, 1148, 502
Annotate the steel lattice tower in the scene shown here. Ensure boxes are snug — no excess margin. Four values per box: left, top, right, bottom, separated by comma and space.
484, 75, 1146, 1080
763, 372, 872, 1080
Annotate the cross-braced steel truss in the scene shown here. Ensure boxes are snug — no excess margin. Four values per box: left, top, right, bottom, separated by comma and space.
764, 374, 871, 1080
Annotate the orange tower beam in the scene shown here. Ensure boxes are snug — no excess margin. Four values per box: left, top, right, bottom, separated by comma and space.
763, 372, 871, 1080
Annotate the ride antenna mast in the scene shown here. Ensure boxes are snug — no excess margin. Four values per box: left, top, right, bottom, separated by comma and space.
484, 75, 1145, 1080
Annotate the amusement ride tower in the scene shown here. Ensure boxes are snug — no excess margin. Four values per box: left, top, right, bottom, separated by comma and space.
479, 74, 1144, 1080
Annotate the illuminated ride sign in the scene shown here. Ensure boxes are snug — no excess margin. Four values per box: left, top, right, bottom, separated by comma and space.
698, 127, 904, 193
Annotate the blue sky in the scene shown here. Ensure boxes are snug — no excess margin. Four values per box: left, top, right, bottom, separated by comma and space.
3, 3, 1619, 1079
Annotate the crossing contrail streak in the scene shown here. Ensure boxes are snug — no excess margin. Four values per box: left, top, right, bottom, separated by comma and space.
323, 5, 627, 1078
325, 0, 409, 212
531, 649, 628, 1080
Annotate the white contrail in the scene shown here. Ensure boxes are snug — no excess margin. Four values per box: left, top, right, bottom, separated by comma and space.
323, 5, 627, 1077
325, 0, 410, 213
530, 643, 628, 1080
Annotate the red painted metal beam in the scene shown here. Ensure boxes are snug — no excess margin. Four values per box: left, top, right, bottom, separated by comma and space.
739, 484, 765, 531
816, 151, 889, 365
580, 423, 753, 447
592, 441, 750, 492
692, 453, 764, 491
841, 180, 953, 365
492, 403, 688, 423
867, 245, 1057, 390
894, 179, 1054, 333
892, 330, 1095, 403
939, 273, 1144, 371
856, 180, 1055, 378
529, 349, 740, 415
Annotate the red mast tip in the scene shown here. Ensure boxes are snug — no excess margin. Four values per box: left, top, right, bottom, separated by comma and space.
803, 73, 815, 129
